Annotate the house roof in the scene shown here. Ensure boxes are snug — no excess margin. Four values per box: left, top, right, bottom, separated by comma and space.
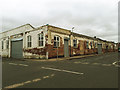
0, 23, 35, 34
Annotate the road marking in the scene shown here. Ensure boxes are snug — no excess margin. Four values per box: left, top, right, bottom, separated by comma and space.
102, 64, 112, 67
19, 64, 28, 67
81, 62, 89, 64
112, 61, 120, 67
112, 61, 120, 65
74, 62, 90, 64
43, 76, 50, 79
4, 74, 55, 89
24, 81, 31, 84
8, 63, 28, 67
92, 63, 101, 65
41, 67, 84, 75
32, 78, 41, 82
112, 62, 116, 65
74, 61, 82, 64
74, 61, 115, 67
9, 63, 17, 65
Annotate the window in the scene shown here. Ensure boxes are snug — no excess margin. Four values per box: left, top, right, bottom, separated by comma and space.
54, 36, 60, 47
2, 41, 4, 49
95, 42, 97, 48
90, 42, 93, 48
73, 39, 77, 48
86, 41, 89, 49
27, 35, 32, 47
6, 40, 9, 49
38, 33, 44, 46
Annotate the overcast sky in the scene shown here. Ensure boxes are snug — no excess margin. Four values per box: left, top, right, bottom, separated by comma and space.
0, 0, 119, 42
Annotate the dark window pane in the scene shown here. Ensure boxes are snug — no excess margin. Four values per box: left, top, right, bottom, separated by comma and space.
73, 40, 75, 42
38, 41, 40, 46
57, 42, 59, 47
40, 41, 43, 46
54, 36, 56, 40
41, 41, 43, 46
54, 42, 56, 47
57, 37, 59, 41
2, 41, 4, 49
28, 42, 29, 47
30, 36, 31, 41
41, 36, 43, 40
30, 42, 32, 47
73, 39, 77, 48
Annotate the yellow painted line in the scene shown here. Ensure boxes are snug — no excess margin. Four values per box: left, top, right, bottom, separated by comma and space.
5, 82, 25, 88
43, 76, 49, 79
32, 78, 41, 82
4, 74, 55, 89
41, 67, 84, 75
23, 81, 31, 84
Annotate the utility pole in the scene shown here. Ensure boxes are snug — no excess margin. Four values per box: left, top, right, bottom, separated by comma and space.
57, 42, 58, 59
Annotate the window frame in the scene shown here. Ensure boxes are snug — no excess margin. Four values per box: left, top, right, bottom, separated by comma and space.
90, 42, 93, 48
38, 33, 44, 47
27, 35, 32, 47
86, 41, 89, 49
95, 42, 97, 48
73, 39, 77, 48
54, 36, 60, 48
2, 41, 4, 49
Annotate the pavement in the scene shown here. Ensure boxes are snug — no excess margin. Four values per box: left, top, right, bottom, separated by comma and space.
23, 54, 98, 62
22, 53, 112, 62
2, 52, 120, 88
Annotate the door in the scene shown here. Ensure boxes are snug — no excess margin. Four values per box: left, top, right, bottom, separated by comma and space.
64, 39, 69, 57
97, 44, 102, 54
11, 40, 23, 58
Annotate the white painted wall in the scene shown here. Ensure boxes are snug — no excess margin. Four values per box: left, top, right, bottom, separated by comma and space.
0, 24, 34, 57
24, 26, 48, 58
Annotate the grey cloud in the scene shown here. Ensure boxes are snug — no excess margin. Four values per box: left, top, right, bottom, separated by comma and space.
1, 0, 118, 43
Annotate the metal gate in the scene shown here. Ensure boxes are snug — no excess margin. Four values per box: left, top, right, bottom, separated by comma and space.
64, 38, 69, 57
97, 44, 102, 54
11, 40, 23, 58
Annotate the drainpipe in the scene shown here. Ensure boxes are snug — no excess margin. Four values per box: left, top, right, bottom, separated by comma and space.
46, 24, 49, 59
8, 36, 11, 58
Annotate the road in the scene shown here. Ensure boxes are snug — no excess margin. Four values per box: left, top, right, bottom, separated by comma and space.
2, 52, 119, 88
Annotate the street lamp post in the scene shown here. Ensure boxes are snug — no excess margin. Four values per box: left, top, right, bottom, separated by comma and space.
70, 27, 74, 57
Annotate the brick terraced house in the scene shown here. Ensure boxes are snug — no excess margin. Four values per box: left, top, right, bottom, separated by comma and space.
0, 24, 118, 59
